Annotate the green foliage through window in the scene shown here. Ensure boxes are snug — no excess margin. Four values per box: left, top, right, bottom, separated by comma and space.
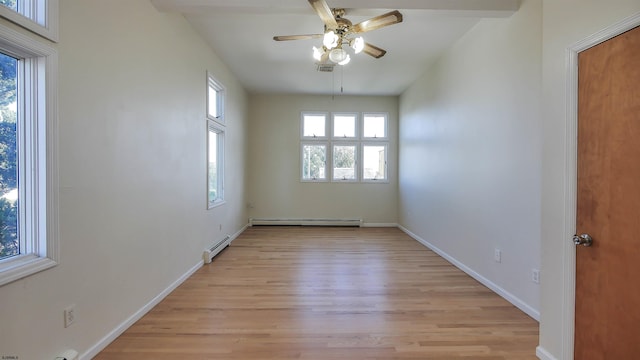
0, 52, 18, 260
0, 0, 17, 11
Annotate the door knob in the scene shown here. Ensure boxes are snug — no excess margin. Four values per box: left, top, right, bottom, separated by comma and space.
573, 234, 593, 247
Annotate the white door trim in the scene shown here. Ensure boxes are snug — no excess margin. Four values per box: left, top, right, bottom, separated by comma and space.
561, 12, 640, 360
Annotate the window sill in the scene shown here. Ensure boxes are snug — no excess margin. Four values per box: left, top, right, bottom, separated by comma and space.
208, 200, 227, 210
0, 255, 58, 287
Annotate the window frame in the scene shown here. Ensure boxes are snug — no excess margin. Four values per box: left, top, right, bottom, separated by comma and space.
361, 143, 389, 183
299, 111, 391, 184
207, 72, 225, 123
300, 142, 328, 182
301, 111, 328, 140
0, 20, 59, 286
362, 112, 388, 140
331, 142, 358, 182
206, 73, 225, 209
331, 112, 358, 140
0, 0, 59, 42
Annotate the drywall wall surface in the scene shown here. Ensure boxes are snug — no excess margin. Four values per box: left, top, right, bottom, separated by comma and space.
399, 0, 542, 318
0, 1, 248, 358
247, 94, 398, 225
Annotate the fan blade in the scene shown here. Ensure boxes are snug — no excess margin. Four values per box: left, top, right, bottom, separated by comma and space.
352, 10, 403, 33
363, 42, 387, 59
274, 34, 323, 41
308, 0, 338, 29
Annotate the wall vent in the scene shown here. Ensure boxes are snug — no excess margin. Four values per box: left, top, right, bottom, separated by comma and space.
317, 63, 335, 72
203, 234, 231, 264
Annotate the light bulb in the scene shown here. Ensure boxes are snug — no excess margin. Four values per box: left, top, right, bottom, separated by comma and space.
312, 46, 324, 61
352, 37, 364, 54
329, 48, 347, 63
323, 31, 339, 49
338, 54, 351, 65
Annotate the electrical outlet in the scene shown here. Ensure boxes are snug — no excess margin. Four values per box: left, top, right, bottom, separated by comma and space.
64, 305, 76, 328
532, 269, 540, 284
494, 248, 502, 263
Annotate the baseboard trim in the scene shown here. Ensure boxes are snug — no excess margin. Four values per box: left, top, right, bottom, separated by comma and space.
81, 260, 203, 359
536, 346, 558, 360
361, 222, 398, 228
398, 225, 540, 321
229, 223, 249, 244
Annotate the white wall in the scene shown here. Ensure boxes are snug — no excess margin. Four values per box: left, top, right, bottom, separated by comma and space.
247, 94, 398, 225
538, 1, 640, 359
398, 0, 541, 318
0, 1, 248, 359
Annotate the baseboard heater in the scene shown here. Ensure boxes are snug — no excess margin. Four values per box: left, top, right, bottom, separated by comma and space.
203, 234, 231, 264
249, 218, 362, 227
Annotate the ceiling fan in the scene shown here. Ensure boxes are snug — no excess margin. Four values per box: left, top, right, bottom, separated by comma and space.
273, 0, 403, 68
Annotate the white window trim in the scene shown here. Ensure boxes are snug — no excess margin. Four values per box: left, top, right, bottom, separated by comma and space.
331, 142, 359, 183
207, 121, 225, 209
0, 21, 59, 286
301, 111, 329, 140
361, 143, 389, 183
331, 112, 359, 140
207, 72, 225, 124
362, 112, 389, 140
300, 142, 328, 182
0, 0, 59, 42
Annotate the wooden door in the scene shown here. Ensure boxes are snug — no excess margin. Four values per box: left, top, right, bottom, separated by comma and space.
575, 25, 640, 359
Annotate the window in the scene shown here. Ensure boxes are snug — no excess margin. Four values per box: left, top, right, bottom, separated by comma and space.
0, 21, 59, 286
362, 144, 387, 181
363, 113, 387, 139
333, 144, 357, 181
332, 113, 357, 138
302, 112, 327, 138
300, 111, 389, 183
301, 143, 326, 181
207, 75, 224, 122
0, 0, 59, 41
207, 73, 225, 208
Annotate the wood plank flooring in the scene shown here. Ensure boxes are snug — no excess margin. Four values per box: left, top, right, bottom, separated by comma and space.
95, 226, 539, 359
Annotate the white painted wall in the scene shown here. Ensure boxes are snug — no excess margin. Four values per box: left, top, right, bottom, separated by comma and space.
247, 94, 398, 225
0, 1, 248, 359
398, 0, 541, 318
538, 1, 640, 359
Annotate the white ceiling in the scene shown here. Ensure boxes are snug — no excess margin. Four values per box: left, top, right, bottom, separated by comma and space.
151, 0, 520, 96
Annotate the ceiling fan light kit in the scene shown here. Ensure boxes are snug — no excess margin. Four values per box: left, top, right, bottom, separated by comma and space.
273, 0, 403, 69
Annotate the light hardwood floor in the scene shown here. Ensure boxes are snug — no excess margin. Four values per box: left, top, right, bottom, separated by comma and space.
95, 226, 539, 359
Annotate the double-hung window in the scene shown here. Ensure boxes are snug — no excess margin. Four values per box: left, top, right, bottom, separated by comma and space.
0, 18, 59, 286
300, 111, 389, 183
207, 73, 225, 208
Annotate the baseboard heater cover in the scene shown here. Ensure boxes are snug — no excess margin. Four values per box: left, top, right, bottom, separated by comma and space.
203, 234, 231, 264
249, 218, 362, 227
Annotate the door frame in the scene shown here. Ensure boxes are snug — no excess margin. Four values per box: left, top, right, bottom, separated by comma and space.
560, 12, 640, 360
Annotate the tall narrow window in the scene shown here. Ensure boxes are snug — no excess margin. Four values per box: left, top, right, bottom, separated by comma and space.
362, 144, 388, 181
0, 22, 59, 286
301, 143, 326, 181
0, 52, 18, 260
207, 125, 223, 205
207, 73, 225, 208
